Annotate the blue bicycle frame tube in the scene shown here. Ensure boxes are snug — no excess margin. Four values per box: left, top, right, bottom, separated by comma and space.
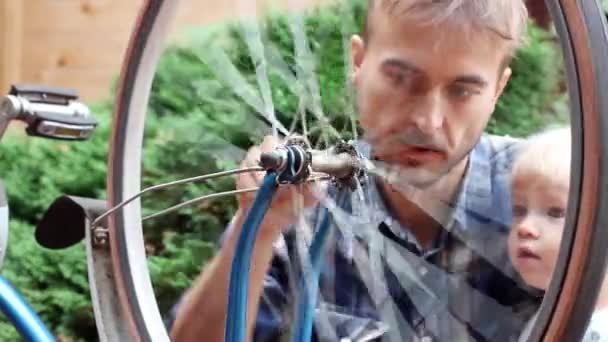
0, 275, 56, 342
225, 171, 279, 342
292, 206, 332, 342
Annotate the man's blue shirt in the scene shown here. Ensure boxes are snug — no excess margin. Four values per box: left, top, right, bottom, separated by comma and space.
167, 134, 542, 341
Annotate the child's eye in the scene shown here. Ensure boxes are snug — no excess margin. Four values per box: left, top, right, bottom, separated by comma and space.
547, 206, 566, 218
512, 205, 527, 217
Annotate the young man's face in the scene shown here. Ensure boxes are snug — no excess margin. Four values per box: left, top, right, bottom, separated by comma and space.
350, 9, 512, 187
508, 172, 569, 290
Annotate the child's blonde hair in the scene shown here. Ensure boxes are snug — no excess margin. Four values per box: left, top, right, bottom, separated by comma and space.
511, 126, 572, 188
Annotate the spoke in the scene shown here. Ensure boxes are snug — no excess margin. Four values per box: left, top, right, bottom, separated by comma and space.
237, 5, 279, 138
92, 167, 263, 227
286, 0, 341, 145
142, 187, 259, 221
142, 176, 330, 222
195, 40, 290, 136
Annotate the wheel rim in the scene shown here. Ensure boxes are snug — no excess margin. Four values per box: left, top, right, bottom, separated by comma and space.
104, 0, 608, 340
107, 0, 181, 340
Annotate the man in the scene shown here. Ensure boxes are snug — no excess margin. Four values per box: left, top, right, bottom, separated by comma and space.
170, 0, 541, 341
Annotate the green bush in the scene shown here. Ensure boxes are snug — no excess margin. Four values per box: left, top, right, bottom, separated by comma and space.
0, 0, 566, 340
489, 23, 567, 136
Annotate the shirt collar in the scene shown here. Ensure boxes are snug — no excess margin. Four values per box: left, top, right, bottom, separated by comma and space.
449, 137, 493, 228
452, 134, 522, 230
347, 134, 517, 247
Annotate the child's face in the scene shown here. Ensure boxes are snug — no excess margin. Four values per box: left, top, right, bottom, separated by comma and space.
508, 172, 569, 290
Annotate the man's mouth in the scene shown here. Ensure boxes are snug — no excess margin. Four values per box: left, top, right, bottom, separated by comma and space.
379, 146, 445, 164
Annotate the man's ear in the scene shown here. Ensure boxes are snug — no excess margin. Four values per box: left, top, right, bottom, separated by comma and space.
350, 34, 365, 86
495, 66, 512, 100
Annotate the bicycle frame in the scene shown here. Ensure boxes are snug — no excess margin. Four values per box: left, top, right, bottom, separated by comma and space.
226, 172, 279, 342
0, 276, 55, 342
225, 142, 358, 342
225, 175, 335, 342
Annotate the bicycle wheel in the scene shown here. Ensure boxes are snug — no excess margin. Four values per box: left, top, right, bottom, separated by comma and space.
98, 0, 608, 341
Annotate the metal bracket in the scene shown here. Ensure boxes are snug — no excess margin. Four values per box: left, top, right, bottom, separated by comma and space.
91, 226, 109, 248
35, 195, 131, 341
84, 216, 131, 342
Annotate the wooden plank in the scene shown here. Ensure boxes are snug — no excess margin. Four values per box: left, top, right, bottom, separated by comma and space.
13, 0, 328, 102
19, 0, 144, 101
21, 30, 129, 79
38, 67, 118, 102
22, 0, 143, 33
0, 0, 23, 93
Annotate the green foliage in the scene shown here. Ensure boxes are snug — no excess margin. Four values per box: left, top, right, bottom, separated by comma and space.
147, 233, 216, 313
0, 0, 566, 340
489, 23, 567, 137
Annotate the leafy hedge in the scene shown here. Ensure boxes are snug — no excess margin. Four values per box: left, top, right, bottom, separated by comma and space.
0, 0, 566, 340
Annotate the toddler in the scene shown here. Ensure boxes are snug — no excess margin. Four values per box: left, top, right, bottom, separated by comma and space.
508, 126, 608, 341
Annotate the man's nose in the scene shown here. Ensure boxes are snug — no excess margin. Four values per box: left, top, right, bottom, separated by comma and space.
516, 217, 541, 240
381, 93, 445, 137
409, 93, 445, 134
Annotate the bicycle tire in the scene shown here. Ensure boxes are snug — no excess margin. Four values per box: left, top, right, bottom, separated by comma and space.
527, 1, 608, 341
98, 0, 608, 341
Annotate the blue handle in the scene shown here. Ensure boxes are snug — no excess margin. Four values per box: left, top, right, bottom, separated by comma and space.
225, 171, 279, 342
0, 275, 56, 342
292, 207, 332, 342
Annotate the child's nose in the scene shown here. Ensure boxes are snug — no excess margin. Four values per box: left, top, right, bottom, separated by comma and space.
516, 218, 541, 239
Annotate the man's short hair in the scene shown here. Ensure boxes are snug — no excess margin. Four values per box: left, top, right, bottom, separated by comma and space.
363, 0, 530, 59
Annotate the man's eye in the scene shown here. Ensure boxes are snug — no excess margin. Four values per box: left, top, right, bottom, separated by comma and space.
547, 206, 566, 218
512, 205, 527, 217
387, 71, 407, 85
448, 84, 476, 98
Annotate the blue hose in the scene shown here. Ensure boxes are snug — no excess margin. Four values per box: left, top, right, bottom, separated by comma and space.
225, 171, 279, 342
291, 207, 332, 342
0, 275, 56, 342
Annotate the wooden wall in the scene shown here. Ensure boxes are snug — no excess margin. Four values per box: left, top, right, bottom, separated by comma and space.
0, 0, 545, 103
0, 0, 324, 103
